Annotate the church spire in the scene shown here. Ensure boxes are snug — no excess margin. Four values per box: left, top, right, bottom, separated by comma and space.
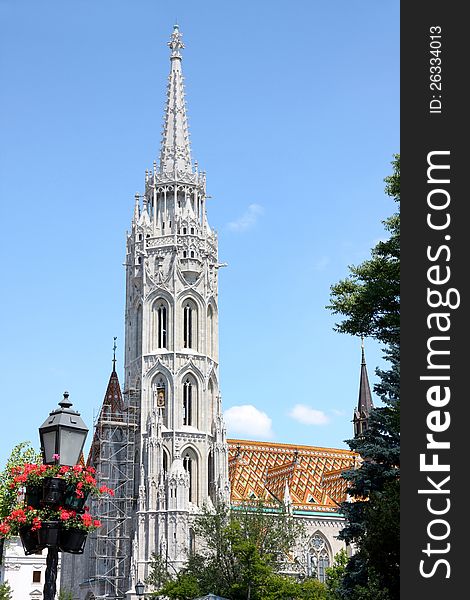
159, 24, 192, 176
112, 336, 117, 373
353, 337, 374, 437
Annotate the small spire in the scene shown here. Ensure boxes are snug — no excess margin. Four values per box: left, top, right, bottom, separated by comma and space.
112, 337, 117, 372
133, 193, 140, 222
353, 337, 374, 437
283, 480, 292, 509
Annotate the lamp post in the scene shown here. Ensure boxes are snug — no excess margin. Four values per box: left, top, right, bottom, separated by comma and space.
39, 391, 89, 466
38, 392, 89, 600
135, 580, 145, 597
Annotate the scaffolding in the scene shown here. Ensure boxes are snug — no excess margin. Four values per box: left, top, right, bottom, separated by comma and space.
84, 390, 140, 599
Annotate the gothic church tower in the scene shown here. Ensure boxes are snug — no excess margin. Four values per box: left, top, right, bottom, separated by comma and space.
124, 25, 229, 583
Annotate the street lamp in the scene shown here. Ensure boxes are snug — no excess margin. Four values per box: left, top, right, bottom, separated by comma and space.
39, 391, 89, 466
135, 580, 145, 597
39, 392, 89, 600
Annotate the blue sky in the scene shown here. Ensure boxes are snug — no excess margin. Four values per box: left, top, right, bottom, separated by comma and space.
0, 0, 399, 468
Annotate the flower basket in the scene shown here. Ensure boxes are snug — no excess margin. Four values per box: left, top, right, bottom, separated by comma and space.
24, 485, 42, 509
37, 520, 61, 548
59, 528, 88, 554
63, 485, 89, 512
19, 526, 44, 555
20, 520, 60, 554
42, 477, 65, 506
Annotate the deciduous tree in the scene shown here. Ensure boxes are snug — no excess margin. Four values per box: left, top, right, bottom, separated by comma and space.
147, 501, 323, 600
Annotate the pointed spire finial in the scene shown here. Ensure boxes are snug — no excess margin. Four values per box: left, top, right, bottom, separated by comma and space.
133, 193, 140, 222
168, 23, 184, 59
112, 337, 117, 372
158, 24, 192, 175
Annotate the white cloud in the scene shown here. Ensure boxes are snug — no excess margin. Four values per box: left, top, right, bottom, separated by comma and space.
288, 404, 330, 426
227, 204, 264, 232
224, 404, 274, 438
331, 408, 346, 417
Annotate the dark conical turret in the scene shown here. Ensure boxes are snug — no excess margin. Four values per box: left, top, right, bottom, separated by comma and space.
353, 338, 374, 437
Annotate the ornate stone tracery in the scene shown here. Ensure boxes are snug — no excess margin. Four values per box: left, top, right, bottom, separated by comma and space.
123, 24, 229, 585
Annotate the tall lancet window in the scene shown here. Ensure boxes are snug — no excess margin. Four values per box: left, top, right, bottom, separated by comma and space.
208, 379, 215, 417
183, 449, 198, 504
207, 450, 215, 500
182, 377, 194, 426
189, 527, 196, 555
153, 376, 167, 426
163, 449, 168, 475
308, 533, 331, 583
207, 305, 214, 358
183, 299, 197, 349
135, 305, 142, 358
157, 302, 167, 349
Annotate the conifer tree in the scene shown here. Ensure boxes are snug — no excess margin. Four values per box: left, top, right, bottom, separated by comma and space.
328, 156, 400, 600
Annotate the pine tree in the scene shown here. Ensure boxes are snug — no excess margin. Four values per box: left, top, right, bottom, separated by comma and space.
328, 156, 400, 600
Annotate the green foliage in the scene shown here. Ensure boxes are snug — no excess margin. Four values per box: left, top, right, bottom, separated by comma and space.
261, 573, 326, 600
327, 156, 400, 600
58, 590, 74, 600
159, 573, 200, 600
148, 501, 326, 600
0, 442, 41, 520
328, 154, 400, 347
324, 550, 348, 600
0, 581, 12, 600
146, 552, 171, 590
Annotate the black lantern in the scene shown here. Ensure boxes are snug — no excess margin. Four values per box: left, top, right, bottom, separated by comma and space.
135, 581, 145, 597
39, 392, 89, 466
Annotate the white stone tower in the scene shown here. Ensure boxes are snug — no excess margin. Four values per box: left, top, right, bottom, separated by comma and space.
124, 25, 229, 587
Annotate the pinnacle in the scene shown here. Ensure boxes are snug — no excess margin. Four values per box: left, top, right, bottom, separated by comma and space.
158, 25, 193, 176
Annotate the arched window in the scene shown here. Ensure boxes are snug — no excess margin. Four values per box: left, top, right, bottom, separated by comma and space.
156, 302, 167, 349
152, 376, 167, 426
182, 376, 196, 426
189, 527, 196, 555
208, 379, 215, 417
183, 450, 198, 504
207, 305, 215, 358
163, 448, 169, 474
183, 299, 197, 350
135, 305, 142, 358
207, 450, 214, 499
308, 533, 331, 583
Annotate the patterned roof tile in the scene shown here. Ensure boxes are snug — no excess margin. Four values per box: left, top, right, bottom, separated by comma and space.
227, 439, 358, 511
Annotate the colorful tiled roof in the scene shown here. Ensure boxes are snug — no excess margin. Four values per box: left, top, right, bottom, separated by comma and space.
227, 439, 358, 513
